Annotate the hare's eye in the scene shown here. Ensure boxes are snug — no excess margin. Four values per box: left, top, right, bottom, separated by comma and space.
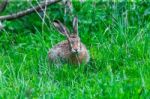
70, 42, 73, 46
71, 41, 74, 44
80, 43, 82, 49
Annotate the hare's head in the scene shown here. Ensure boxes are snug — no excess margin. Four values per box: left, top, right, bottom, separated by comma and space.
53, 17, 81, 54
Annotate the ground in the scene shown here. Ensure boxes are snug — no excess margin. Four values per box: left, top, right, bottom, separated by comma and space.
0, 1, 150, 98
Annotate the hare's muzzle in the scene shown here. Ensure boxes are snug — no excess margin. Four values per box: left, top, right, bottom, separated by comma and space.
71, 48, 80, 55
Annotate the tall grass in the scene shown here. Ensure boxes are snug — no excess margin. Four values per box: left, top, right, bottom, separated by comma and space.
0, 1, 150, 98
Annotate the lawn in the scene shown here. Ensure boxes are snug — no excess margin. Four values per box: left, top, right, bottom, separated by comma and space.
0, 1, 150, 98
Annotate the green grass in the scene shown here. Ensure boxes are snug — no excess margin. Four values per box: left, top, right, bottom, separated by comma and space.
0, 1, 150, 98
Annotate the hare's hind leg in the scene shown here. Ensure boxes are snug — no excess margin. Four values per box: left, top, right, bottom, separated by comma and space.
48, 53, 62, 67
85, 51, 90, 64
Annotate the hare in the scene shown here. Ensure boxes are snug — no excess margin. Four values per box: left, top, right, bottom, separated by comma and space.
48, 17, 90, 65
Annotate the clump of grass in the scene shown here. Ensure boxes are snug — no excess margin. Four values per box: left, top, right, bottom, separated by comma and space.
0, 1, 150, 98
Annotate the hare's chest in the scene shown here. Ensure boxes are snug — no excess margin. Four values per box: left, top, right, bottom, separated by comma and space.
69, 52, 87, 64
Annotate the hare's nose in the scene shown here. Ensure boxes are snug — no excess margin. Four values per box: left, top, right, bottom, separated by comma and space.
74, 49, 78, 51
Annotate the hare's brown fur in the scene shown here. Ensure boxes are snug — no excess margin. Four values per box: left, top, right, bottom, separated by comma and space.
48, 40, 89, 65
48, 17, 90, 65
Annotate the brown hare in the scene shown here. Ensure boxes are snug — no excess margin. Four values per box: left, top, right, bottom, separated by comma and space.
48, 17, 90, 66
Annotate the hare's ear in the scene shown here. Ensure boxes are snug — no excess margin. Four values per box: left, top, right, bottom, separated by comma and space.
73, 16, 78, 35
53, 20, 69, 38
